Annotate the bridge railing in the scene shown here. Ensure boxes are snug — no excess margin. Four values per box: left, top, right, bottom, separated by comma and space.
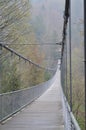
0, 44, 57, 123
61, 43, 82, 130
63, 94, 81, 130
61, 0, 84, 129
0, 73, 56, 122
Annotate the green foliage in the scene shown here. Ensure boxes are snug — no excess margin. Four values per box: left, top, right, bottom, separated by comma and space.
28, 66, 45, 86
78, 117, 85, 130
1, 61, 21, 93
66, 44, 85, 129
44, 71, 52, 81
0, 0, 30, 44
0, 0, 56, 94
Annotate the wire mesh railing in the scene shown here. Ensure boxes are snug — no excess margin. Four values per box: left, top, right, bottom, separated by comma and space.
61, 0, 85, 129
0, 43, 57, 122
0, 71, 56, 122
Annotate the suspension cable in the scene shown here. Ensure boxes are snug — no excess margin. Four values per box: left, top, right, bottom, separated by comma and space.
66, 39, 68, 100
0, 42, 62, 46
84, 0, 86, 129
69, 0, 72, 112
0, 43, 56, 71
61, 0, 69, 61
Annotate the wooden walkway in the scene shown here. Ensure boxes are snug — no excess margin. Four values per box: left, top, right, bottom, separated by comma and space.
0, 71, 64, 130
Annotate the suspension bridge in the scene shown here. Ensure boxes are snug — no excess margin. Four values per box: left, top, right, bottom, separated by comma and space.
0, 0, 86, 130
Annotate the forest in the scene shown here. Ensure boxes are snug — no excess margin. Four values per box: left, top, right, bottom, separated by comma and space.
0, 0, 58, 93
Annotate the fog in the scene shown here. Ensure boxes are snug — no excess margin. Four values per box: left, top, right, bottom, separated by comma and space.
30, 0, 65, 43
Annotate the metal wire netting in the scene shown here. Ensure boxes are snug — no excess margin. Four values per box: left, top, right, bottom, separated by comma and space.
61, 0, 85, 129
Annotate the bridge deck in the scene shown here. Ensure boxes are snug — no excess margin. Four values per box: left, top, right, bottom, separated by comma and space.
0, 71, 64, 130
